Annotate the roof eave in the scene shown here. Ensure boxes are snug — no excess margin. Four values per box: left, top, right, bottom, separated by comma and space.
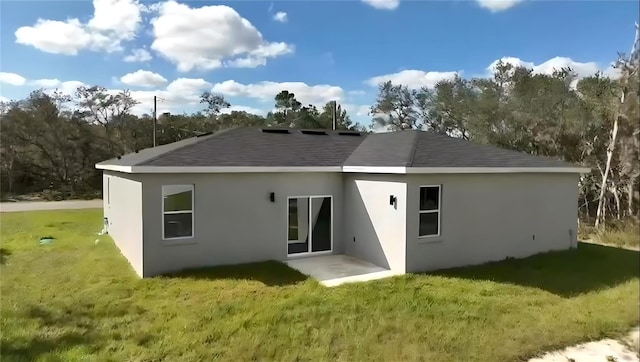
96, 164, 591, 175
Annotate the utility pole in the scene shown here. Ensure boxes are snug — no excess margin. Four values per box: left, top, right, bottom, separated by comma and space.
153, 95, 157, 147
332, 100, 337, 130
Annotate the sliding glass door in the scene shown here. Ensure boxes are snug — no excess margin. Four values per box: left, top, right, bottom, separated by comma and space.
287, 196, 332, 256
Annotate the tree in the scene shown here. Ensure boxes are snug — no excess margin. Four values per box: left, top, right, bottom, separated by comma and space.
370, 81, 418, 131
200, 91, 230, 117
594, 54, 639, 228
1, 90, 86, 194
273, 90, 302, 126
316, 101, 356, 130
74, 86, 139, 154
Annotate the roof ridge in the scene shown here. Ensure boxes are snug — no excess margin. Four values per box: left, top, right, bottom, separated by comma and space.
406, 130, 420, 167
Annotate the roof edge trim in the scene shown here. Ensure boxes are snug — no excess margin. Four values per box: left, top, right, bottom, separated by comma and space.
96, 164, 591, 175
96, 165, 343, 173
405, 167, 591, 174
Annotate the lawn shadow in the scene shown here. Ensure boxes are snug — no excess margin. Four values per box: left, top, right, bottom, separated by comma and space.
4, 302, 153, 360
164, 260, 309, 286
2, 305, 105, 361
0, 248, 11, 264
431, 242, 640, 297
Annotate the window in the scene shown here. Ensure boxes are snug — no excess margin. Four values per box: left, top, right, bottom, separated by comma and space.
419, 185, 441, 237
288, 198, 299, 241
162, 185, 194, 240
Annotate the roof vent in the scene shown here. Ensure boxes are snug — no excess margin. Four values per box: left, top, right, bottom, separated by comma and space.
300, 130, 328, 135
338, 131, 361, 136
261, 128, 290, 134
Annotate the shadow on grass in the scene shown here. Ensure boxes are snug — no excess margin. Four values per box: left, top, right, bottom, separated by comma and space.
2, 305, 104, 361
431, 242, 640, 297
3, 303, 153, 360
0, 248, 11, 264
163, 260, 309, 286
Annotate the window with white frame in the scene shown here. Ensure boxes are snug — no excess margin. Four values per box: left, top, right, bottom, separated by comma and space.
419, 185, 441, 237
162, 185, 194, 240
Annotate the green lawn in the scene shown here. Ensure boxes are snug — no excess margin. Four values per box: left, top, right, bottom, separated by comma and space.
1, 210, 639, 362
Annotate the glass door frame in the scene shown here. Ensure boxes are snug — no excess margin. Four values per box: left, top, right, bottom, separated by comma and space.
286, 195, 333, 258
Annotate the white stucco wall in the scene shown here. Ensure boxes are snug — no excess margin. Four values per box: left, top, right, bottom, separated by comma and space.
103, 172, 144, 276
138, 172, 344, 277
343, 174, 407, 272
405, 173, 580, 273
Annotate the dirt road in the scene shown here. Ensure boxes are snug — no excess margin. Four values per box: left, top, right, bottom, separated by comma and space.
0, 200, 103, 212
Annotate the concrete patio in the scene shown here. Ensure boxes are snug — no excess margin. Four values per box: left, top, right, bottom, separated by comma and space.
285, 254, 402, 287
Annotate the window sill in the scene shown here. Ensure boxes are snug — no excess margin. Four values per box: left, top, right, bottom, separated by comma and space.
162, 237, 197, 246
417, 236, 443, 245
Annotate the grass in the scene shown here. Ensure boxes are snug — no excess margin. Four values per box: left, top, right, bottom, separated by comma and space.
579, 219, 640, 249
1, 210, 639, 362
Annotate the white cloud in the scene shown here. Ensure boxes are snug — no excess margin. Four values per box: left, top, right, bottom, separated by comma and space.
211, 80, 344, 106
31, 78, 62, 87
273, 11, 288, 23
150, 1, 293, 72
222, 105, 267, 116
361, 0, 400, 10
29, 79, 87, 95
166, 78, 211, 94
344, 104, 371, 118
124, 48, 152, 62
0, 72, 27, 86
487, 56, 603, 79
475, 0, 524, 12
14, 0, 143, 55
366, 70, 460, 89
120, 70, 168, 87
0, 96, 9, 103
124, 78, 212, 115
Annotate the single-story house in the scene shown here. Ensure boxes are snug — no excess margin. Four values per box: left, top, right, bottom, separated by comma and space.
96, 127, 589, 278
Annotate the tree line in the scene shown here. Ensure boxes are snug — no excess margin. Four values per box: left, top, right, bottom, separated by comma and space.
0, 87, 362, 199
1, 55, 638, 229
370, 58, 639, 227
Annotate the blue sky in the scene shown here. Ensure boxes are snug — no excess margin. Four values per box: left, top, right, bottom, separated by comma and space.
0, 0, 637, 125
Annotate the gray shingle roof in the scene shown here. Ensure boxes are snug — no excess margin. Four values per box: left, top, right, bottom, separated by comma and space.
344, 130, 576, 168
140, 127, 366, 167
123, 127, 578, 169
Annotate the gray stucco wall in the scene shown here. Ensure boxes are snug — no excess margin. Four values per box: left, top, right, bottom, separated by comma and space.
343, 174, 407, 272
103, 171, 144, 276
404, 173, 580, 273
138, 172, 343, 277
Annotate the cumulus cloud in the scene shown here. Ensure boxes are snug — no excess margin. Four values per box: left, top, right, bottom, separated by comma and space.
123, 48, 152, 62
15, 0, 144, 55
150, 1, 293, 72
120, 70, 168, 87
222, 105, 267, 116
211, 80, 344, 106
273, 11, 288, 22
361, 0, 400, 10
30, 78, 62, 88
343, 104, 371, 118
487, 56, 605, 78
366, 70, 460, 89
475, 0, 524, 12
111, 77, 213, 115
0, 72, 27, 86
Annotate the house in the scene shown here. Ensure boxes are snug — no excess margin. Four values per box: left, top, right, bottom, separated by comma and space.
96, 127, 589, 278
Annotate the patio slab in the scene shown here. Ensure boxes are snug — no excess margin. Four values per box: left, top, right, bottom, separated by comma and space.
285, 254, 402, 287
